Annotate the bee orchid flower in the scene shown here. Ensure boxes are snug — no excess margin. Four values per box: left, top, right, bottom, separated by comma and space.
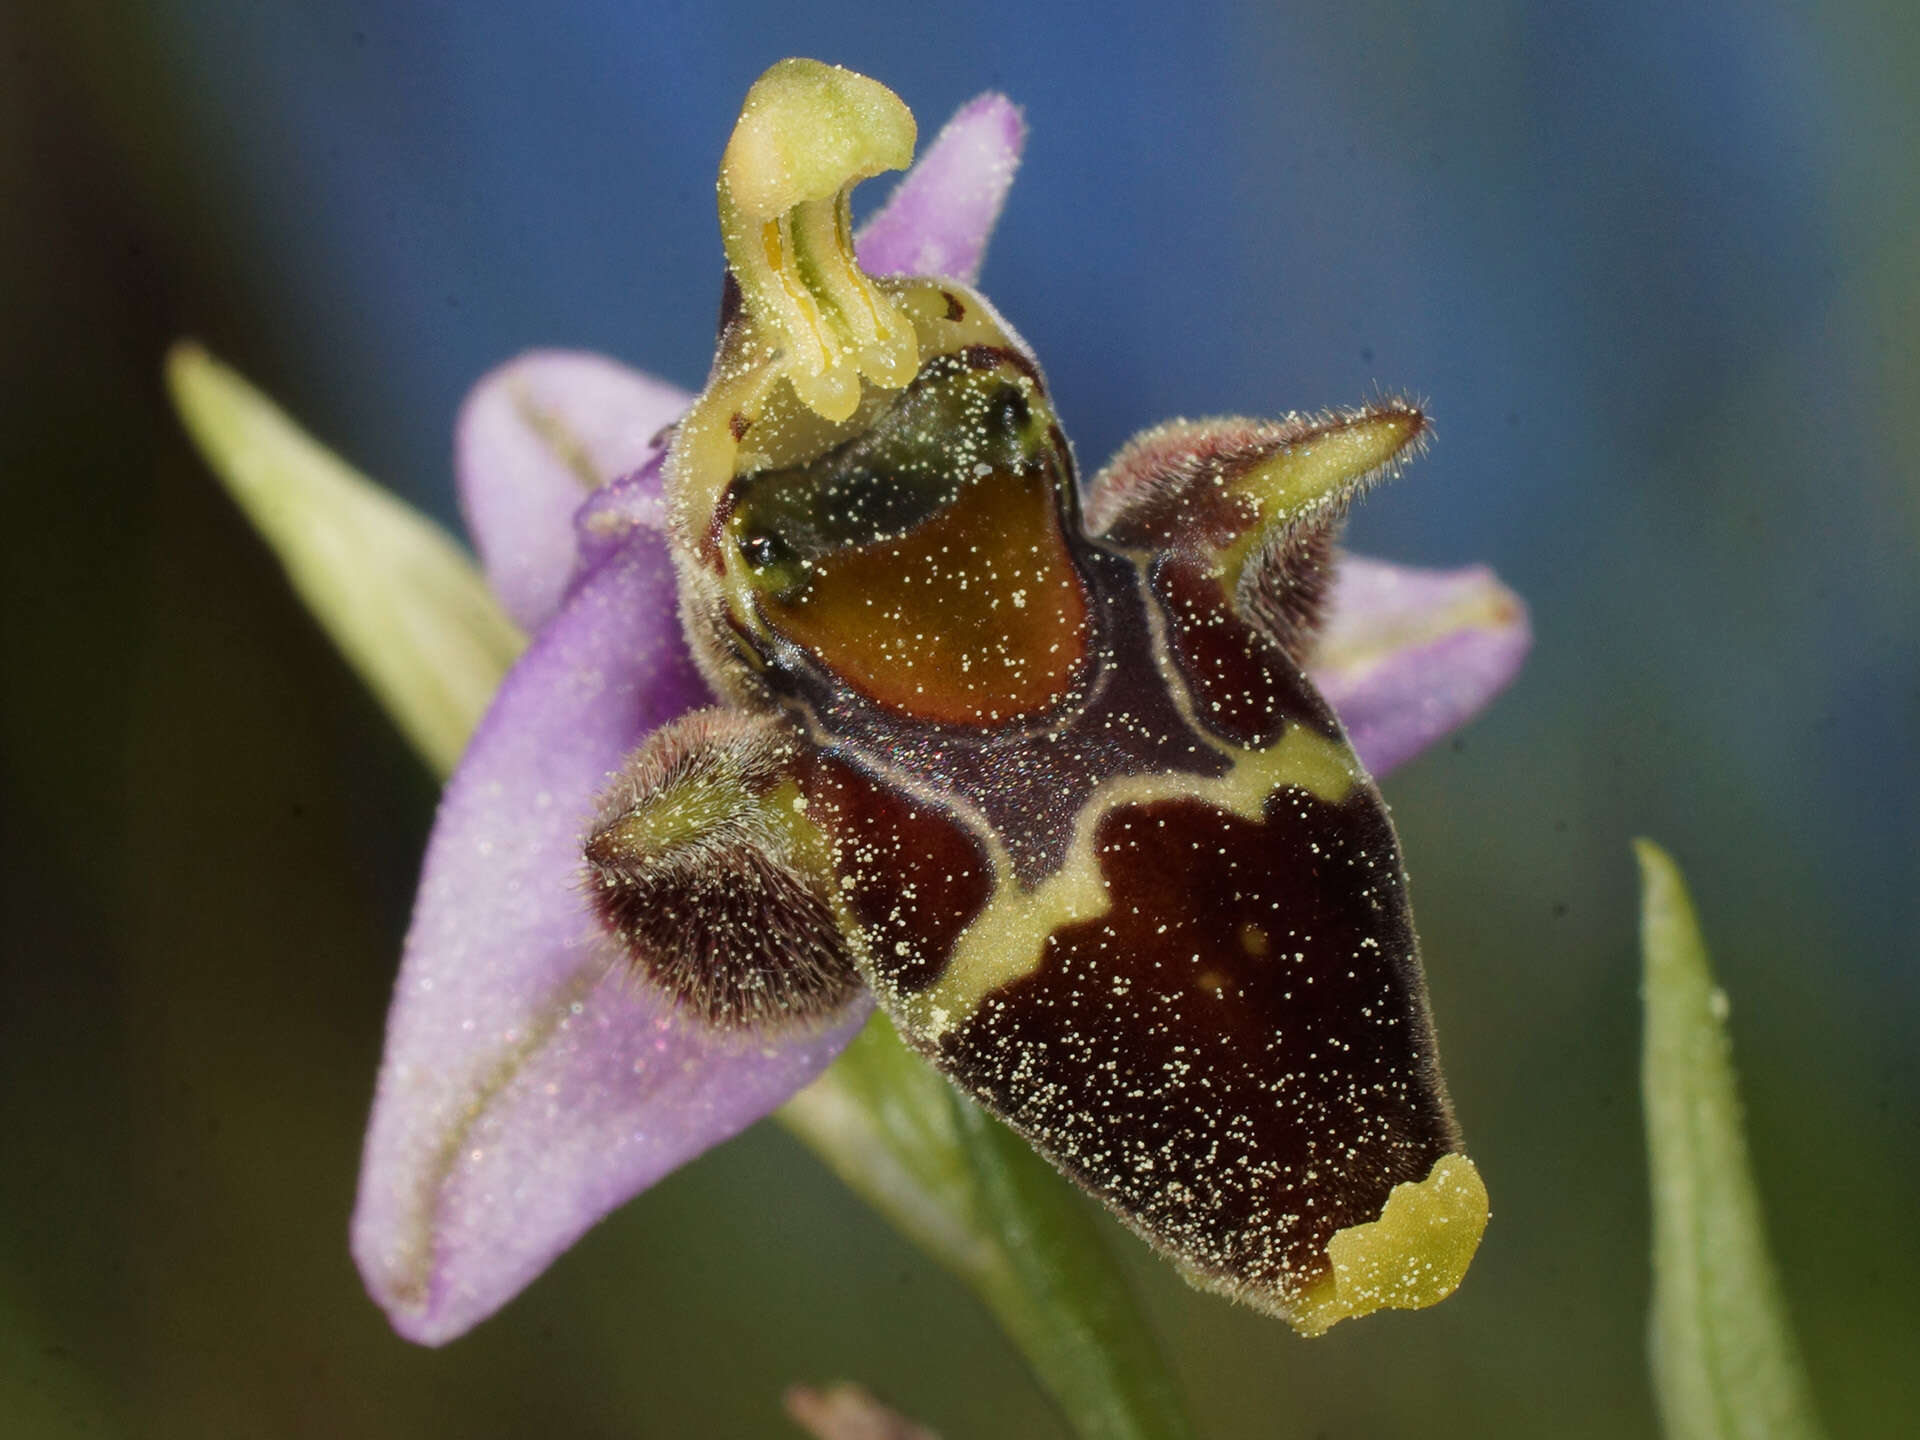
347, 72, 1529, 1346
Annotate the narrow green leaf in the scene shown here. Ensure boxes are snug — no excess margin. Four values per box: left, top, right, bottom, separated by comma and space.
1636, 839, 1828, 1440
166, 343, 523, 776
781, 1018, 1195, 1440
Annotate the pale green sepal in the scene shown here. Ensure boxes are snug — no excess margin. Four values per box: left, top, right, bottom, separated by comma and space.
781, 1017, 1195, 1440
166, 344, 524, 778
1636, 840, 1828, 1440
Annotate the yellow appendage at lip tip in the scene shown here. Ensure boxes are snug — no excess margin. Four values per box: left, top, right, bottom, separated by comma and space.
716, 59, 920, 423
1287, 1152, 1489, 1337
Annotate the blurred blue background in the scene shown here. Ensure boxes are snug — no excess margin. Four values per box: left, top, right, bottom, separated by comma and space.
3, 2, 1915, 1436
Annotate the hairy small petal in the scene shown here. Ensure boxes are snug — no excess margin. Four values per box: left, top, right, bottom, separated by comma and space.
1307, 556, 1531, 777
352, 532, 869, 1344
456, 351, 691, 633
855, 93, 1024, 282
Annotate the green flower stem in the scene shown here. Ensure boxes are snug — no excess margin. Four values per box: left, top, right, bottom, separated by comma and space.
1636, 840, 1828, 1440
781, 1019, 1195, 1440
169, 345, 1196, 1440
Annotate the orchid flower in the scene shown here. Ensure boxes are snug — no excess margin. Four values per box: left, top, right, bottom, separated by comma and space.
291, 77, 1532, 1348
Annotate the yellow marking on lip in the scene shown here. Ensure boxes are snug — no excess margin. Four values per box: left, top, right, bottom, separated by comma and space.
904, 723, 1359, 1037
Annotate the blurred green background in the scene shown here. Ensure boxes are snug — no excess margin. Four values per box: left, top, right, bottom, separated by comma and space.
3, 2, 1915, 1436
